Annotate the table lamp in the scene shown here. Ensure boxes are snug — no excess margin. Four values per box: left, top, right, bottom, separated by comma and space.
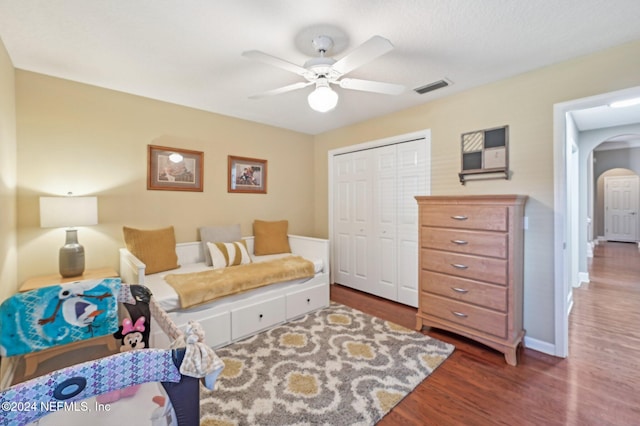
39, 195, 98, 278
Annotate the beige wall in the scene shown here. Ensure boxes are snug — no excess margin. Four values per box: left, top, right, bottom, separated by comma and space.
0, 37, 17, 302
16, 72, 314, 283
314, 40, 640, 345
10, 39, 640, 347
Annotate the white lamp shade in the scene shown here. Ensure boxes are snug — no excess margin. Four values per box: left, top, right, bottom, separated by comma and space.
40, 196, 98, 228
308, 84, 338, 112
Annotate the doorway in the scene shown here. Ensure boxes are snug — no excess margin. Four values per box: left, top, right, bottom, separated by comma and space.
604, 174, 639, 242
328, 129, 431, 307
554, 85, 640, 358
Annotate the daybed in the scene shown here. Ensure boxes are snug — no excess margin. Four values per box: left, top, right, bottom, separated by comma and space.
119, 234, 330, 349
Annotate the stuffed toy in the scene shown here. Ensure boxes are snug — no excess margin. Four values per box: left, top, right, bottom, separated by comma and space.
95, 316, 147, 404
114, 316, 146, 351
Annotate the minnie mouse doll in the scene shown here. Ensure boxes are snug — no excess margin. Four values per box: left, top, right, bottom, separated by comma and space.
95, 316, 147, 404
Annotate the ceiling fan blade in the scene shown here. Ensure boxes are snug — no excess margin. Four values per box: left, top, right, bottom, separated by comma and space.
249, 81, 313, 99
331, 35, 394, 76
338, 78, 405, 95
242, 50, 309, 77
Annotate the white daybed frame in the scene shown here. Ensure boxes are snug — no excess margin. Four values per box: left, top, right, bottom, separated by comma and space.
119, 235, 330, 349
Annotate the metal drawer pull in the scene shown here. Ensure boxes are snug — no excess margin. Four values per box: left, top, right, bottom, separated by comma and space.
450, 215, 468, 221
452, 311, 468, 318
451, 263, 468, 270
451, 239, 468, 245
451, 287, 469, 294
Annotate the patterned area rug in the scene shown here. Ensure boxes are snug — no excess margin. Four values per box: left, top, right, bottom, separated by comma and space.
199, 303, 454, 425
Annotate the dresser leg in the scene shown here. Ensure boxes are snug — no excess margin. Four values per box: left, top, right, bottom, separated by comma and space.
415, 317, 424, 332
504, 349, 518, 366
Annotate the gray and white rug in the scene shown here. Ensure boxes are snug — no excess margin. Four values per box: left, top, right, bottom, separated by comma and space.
200, 302, 454, 426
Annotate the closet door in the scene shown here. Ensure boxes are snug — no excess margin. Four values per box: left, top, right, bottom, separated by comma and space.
332, 138, 428, 307
333, 150, 374, 292
371, 145, 398, 300
396, 140, 427, 307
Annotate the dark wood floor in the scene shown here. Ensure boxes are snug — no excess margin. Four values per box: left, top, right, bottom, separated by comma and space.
331, 241, 640, 426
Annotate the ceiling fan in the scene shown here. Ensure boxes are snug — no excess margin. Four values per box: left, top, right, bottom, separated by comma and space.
242, 35, 405, 112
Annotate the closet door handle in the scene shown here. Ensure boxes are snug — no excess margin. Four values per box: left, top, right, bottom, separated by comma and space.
451, 263, 468, 270
451, 287, 469, 294
451, 311, 468, 318
451, 239, 468, 245
450, 215, 468, 221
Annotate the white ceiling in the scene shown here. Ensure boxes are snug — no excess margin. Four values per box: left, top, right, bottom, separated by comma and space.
571, 102, 640, 150
1, 0, 640, 135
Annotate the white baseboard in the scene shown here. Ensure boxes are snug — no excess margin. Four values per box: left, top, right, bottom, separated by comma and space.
578, 272, 589, 285
523, 336, 557, 357
567, 295, 574, 315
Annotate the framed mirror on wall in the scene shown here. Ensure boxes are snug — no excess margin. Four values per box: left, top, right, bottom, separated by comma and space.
459, 125, 509, 185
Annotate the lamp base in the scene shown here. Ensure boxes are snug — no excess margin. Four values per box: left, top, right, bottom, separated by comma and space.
60, 229, 85, 278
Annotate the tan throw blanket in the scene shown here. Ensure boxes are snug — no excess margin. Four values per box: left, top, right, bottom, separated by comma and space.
164, 256, 315, 309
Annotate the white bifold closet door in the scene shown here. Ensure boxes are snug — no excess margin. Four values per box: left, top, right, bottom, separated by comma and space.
333, 139, 427, 307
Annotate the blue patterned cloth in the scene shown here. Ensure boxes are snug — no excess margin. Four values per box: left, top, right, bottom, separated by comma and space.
0, 278, 120, 357
0, 348, 181, 426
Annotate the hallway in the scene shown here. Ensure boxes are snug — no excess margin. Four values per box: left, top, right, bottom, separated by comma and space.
565, 241, 640, 424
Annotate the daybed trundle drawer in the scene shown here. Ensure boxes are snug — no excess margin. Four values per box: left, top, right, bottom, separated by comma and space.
286, 283, 329, 319
151, 310, 231, 349
231, 296, 286, 340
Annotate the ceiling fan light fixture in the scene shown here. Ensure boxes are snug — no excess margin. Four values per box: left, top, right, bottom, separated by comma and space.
308, 79, 338, 112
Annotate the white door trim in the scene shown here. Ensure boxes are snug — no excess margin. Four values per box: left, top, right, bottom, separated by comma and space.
553, 85, 640, 358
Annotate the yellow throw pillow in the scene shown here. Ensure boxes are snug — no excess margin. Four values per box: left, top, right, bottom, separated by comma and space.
253, 220, 291, 255
123, 226, 179, 274
206, 240, 252, 270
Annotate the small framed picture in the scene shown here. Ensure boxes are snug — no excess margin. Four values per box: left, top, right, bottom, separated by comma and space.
147, 145, 204, 191
228, 155, 267, 194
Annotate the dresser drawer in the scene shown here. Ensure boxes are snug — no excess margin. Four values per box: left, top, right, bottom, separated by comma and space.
231, 296, 286, 340
420, 293, 507, 338
420, 205, 508, 231
421, 270, 507, 311
421, 248, 507, 285
421, 228, 507, 258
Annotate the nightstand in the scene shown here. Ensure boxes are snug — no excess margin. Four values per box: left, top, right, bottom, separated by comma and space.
19, 267, 119, 292
18, 267, 120, 378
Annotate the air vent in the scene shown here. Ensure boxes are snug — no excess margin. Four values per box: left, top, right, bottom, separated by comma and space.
414, 79, 450, 95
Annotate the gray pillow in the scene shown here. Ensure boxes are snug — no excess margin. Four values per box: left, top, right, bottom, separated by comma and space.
199, 224, 242, 266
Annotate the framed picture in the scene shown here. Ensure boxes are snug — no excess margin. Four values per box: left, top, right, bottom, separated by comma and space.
147, 145, 204, 191
458, 125, 509, 185
228, 155, 267, 194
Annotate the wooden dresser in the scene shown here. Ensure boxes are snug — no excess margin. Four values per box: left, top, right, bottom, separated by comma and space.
415, 194, 527, 365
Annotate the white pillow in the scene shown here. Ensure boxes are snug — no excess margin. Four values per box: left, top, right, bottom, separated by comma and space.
206, 241, 252, 270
